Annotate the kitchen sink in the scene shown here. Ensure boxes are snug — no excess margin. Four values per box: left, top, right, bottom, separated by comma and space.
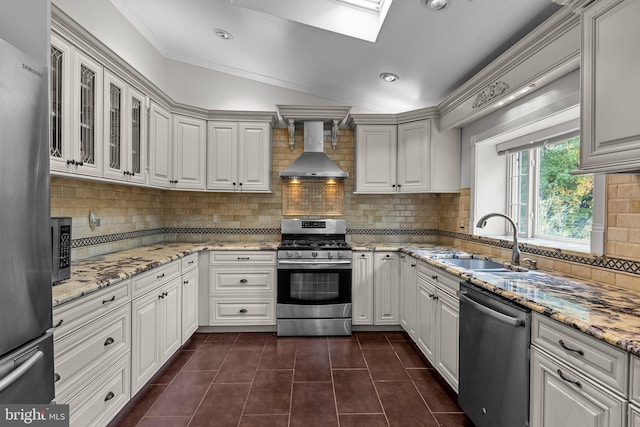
441, 258, 510, 271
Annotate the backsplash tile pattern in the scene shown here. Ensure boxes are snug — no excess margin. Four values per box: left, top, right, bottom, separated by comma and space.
51, 130, 640, 291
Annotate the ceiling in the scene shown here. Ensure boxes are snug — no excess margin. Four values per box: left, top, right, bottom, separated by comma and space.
110, 0, 561, 113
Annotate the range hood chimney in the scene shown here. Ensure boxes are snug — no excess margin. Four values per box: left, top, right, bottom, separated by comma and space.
279, 121, 348, 180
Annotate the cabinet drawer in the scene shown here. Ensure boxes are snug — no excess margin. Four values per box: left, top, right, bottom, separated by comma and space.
131, 260, 181, 297
417, 261, 459, 296
210, 268, 275, 293
210, 251, 276, 265
67, 353, 130, 427
532, 313, 628, 395
54, 304, 131, 403
181, 252, 199, 273
210, 298, 275, 325
53, 279, 130, 339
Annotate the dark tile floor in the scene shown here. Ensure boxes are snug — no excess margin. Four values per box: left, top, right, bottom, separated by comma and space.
109, 331, 474, 427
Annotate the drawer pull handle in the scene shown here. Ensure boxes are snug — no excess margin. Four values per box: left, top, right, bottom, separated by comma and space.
237, 257, 250, 260
240, 279, 248, 283
431, 275, 438, 280
239, 308, 248, 313
54, 373, 61, 382
184, 280, 189, 285
157, 273, 165, 279
188, 260, 194, 264
411, 264, 416, 267
54, 319, 63, 328
102, 295, 116, 304
557, 369, 581, 388
559, 340, 584, 356
158, 294, 164, 299
104, 391, 115, 402
104, 337, 115, 346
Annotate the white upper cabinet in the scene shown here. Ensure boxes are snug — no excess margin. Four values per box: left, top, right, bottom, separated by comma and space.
173, 115, 207, 190
355, 120, 460, 193
103, 70, 147, 184
148, 101, 173, 187
355, 125, 398, 193
579, 0, 640, 173
149, 105, 206, 190
207, 121, 271, 192
50, 34, 103, 177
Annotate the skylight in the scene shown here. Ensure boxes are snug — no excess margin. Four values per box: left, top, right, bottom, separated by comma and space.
230, 0, 393, 42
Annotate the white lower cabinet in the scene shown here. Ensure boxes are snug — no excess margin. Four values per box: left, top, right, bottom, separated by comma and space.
530, 347, 626, 427
352, 251, 374, 325
52, 279, 132, 427
209, 251, 276, 325
181, 265, 199, 344
630, 405, 640, 427
400, 253, 418, 338
373, 252, 400, 325
415, 261, 459, 392
131, 266, 182, 395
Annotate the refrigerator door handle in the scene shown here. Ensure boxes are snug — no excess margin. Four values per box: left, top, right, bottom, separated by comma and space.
0, 350, 44, 393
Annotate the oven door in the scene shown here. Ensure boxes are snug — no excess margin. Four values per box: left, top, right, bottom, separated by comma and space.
277, 266, 351, 306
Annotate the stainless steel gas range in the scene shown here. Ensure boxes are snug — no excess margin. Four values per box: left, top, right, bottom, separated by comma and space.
276, 219, 352, 336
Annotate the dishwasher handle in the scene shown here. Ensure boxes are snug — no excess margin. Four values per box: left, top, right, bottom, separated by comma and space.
458, 291, 526, 327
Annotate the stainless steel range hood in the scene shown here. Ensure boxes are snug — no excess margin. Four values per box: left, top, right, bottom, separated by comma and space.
279, 121, 348, 180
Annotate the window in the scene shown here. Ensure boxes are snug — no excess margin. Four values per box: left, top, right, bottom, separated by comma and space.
507, 136, 593, 243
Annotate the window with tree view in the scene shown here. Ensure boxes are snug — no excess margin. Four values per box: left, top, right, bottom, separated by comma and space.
508, 137, 593, 242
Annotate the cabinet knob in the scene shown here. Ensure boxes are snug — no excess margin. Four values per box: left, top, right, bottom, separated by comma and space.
54, 373, 61, 382
397, 184, 401, 188
240, 279, 248, 283
431, 275, 438, 280
361, 254, 366, 257
76, 160, 84, 166
411, 264, 416, 268
392, 184, 396, 188
184, 280, 189, 285
104, 391, 115, 402
104, 337, 115, 346
232, 182, 236, 186
239, 308, 248, 313
386, 254, 390, 258
158, 294, 164, 299
66, 159, 75, 166
54, 319, 63, 328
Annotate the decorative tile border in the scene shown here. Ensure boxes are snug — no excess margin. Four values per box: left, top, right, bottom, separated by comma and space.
72, 227, 640, 275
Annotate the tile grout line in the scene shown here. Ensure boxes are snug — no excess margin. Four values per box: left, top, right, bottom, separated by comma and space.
328, 337, 341, 427
235, 336, 269, 427
359, 333, 392, 427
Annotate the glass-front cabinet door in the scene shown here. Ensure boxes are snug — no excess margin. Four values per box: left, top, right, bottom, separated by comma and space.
49, 33, 103, 177
103, 70, 147, 183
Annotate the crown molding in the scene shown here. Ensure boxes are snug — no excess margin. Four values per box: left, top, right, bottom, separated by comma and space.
208, 110, 278, 125
436, 6, 580, 130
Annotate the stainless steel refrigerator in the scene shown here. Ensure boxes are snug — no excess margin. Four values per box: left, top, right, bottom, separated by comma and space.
0, 37, 55, 403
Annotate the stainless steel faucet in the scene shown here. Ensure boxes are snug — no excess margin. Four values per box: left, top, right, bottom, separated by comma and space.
476, 213, 521, 266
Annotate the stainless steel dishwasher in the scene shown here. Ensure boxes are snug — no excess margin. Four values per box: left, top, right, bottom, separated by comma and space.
458, 281, 531, 427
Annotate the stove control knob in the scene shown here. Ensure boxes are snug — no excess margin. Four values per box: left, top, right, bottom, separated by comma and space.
296, 251, 302, 258
327, 252, 334, 259
287, 251, 294, 258
312, 251, 318, 258
337, 252, 343, 258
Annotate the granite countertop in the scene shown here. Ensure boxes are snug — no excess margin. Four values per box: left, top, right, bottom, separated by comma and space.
53, 241, 640, 356
401, 246, 640, 357
52, 241, 279, 307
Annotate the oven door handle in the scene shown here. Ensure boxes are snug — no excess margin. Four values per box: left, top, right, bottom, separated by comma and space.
458, 292, 525, 327
278, 260, 352, 265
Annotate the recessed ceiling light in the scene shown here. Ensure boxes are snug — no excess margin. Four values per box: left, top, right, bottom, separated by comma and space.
422, 0, 449, 11
380, 72, 399, 82
214, 29, 233, 40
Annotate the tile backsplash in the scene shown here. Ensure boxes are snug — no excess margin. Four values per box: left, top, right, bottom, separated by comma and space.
50, 128, 640, 291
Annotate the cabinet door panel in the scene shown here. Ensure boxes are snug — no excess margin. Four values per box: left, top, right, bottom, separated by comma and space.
160, 279, 182, 363
50, 35, 73, 173
352, 252, 374, 325
400, 255, 417, 337
103, 70, 126, 180
148, 102, 172, 187
530, 348, 625, 427
436, 291, 459, 392
126, 86, 147, 184
398, 121, 430, 192
417, 279, 436, 364
374, 253, 400, 324
207, 122, 238, 190
356, 125, 397, 192
182, 269, 199, 344
173, 115, 206, 189
238, 123, 271, 192
580, 0, 640, 172
131, 292, 160, 395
